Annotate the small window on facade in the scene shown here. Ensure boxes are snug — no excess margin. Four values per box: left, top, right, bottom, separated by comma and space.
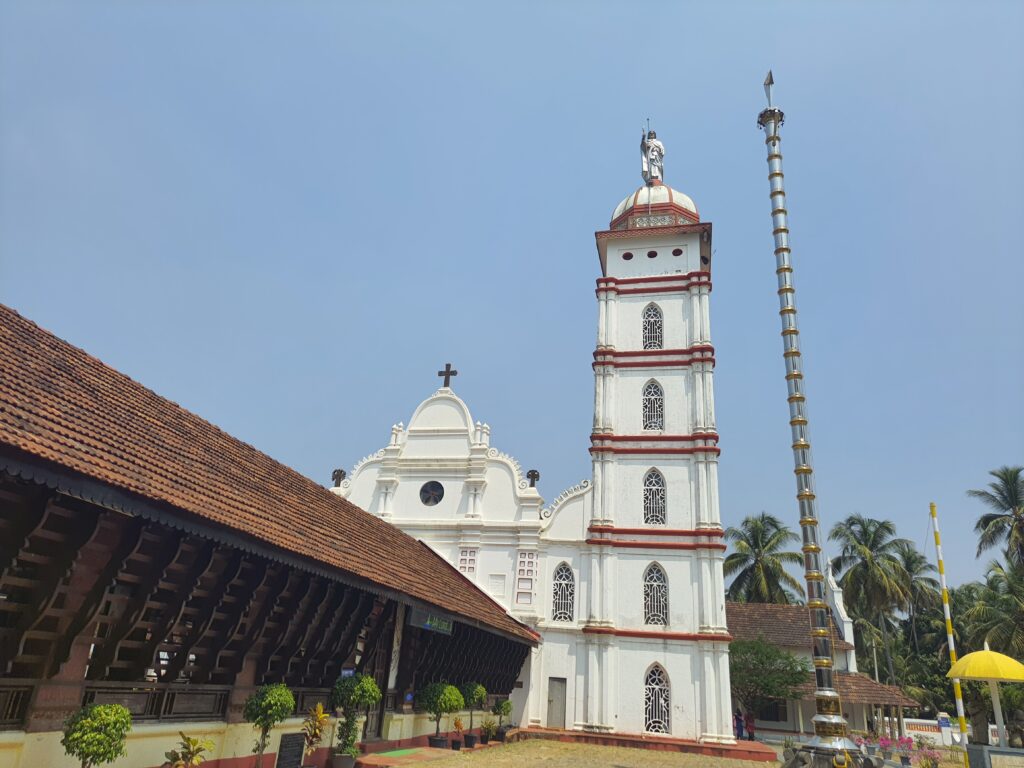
622, 252, 634, 260
551, 563, 575, 622
672, 248, 683, 256
647, 250, 658, 258
515, 551, 535, 605
643, 469, 667, 525
645, 664, 671, 734
644, 563, 669, 625
642, 380, 664, 430
642, 304, 663, 350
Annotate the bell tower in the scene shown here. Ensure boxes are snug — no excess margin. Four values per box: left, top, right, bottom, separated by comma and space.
584, 132, 733, 741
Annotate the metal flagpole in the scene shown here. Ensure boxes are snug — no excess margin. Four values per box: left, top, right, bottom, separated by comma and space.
929, 502, 971, 768
757, 72, 859, 767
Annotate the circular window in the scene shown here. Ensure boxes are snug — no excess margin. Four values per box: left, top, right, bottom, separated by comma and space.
672, 248, 682, 256
419, 481, 444, 506
647, 250, 658, 258
622, 252, 634, 260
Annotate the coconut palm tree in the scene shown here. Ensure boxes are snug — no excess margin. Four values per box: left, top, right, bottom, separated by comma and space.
829, 514, 911, 684
895, 541, 940, 651
963, 558, 1024, 658
724, 512, 804, 604
968, 466, 1024, 564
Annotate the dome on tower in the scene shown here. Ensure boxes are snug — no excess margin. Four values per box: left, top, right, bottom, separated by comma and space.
610, 181, 699, 231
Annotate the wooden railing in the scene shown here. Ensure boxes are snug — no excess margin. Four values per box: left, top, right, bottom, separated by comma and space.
291, 687, 331, 716
82, 682, 230, 723
0, 681, 33, 730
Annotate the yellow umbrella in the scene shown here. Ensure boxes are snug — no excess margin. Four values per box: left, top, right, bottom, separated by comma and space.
946, 649, 1024, 747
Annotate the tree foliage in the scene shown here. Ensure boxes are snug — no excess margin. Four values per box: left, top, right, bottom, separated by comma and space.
61, 704, 132, 768
724, 512, 804, 603
963, 558, 1024, 657
416, 682, 465, 736
491, 698, 512, 727
331, 673, 382, 756
243, 683, 295, 761
459, 682, 487, 729
969, 465, 1024, 564
729, 637, 811, 714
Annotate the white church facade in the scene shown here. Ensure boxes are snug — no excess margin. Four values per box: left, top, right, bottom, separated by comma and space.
334, 136, 734, 743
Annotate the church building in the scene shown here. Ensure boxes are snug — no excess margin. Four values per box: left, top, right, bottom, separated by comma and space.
335, 133, 735, 742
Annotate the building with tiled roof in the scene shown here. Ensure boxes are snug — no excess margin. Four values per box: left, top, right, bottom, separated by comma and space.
725, 571, 917, 739
0, 302, 536, 767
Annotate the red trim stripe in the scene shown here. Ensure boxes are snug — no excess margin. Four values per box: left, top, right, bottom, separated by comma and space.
586, 538, 727, 551
590, 433, 719, 443
582, 626, 732, 642
588, 446, 721, 456
587, 525, 725, 538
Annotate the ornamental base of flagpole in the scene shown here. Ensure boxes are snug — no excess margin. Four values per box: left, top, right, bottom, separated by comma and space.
782, 745, 884, 768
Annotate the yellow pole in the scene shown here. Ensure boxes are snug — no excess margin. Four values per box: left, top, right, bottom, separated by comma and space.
930, 502, 970, 768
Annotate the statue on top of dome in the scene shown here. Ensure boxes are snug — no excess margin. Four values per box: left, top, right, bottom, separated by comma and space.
641, 129, 665, 184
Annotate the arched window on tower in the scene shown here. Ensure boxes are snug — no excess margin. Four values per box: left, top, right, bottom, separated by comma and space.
642, 380, 664, 430
644, 664, 671, 733
644, 563, 669, 625
551, 563, 575, 622
642, 304, 663, 350
643, 469, 667, 525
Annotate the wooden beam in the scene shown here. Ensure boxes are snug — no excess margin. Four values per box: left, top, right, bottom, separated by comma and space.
218, 563, 290, 683
300, 586, 356, 686
284, 581, 340, 685
86, 527, 185, 680
262, 574, 325, 682
323, 592, 375, 681
197, 555, 271, 685
0, 499, 101, 674
160, 549, 243, 682
132, 539, 217, 681
45, 514, 147, 677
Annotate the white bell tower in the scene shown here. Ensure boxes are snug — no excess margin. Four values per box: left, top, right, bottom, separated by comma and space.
583, 133, 733, 741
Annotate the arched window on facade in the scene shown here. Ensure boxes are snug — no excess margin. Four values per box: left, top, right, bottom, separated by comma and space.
551, 563, 575, 622
643, 469, 667, 525
642, 304, 663, 350
644, 563, 669, 625
642, 380, 664, 431
644, 664, 671, 733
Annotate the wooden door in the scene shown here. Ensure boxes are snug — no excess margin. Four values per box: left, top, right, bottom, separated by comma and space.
546, 677, 567, 729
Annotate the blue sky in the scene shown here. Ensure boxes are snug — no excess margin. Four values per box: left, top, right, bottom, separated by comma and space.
1, 1, 1021, 587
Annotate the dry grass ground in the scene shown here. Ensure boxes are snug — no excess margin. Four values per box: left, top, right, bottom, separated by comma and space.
424, 739, 778, 767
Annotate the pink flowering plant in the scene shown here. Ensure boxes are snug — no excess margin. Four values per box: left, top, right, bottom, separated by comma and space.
878, 736, 894, 751
897, 736, 915, 756
915, 748, 943, 768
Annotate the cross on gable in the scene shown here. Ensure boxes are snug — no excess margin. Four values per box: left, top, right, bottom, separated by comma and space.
437, 363, 458, 388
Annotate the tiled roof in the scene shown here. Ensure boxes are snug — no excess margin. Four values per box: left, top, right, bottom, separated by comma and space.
725, 601, 855, 651
0, 304, 536, 645
795, 672, 918, 707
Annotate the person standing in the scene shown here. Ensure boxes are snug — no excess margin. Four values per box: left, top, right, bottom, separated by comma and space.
744, 710, 756, 741
734, 709, 745, 740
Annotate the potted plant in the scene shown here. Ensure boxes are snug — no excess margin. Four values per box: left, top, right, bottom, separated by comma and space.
480, 718, 497, 745
451, 717, 464, 750
416, 682, 465, 749
243, 683, 295, 768
61, 704, 132, 768
302, 703, 330, 767
897, 736, 914, 766
879, 735, 894, 760
491, 699, 512, 741
460, 682, 487, 748
330, 674, 382, 768
164, 732, 215, 767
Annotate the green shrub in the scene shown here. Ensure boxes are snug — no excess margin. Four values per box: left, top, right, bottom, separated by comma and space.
459, 682, 487, 729
61, 704, 132, 768
417, 682, 465, 736
243, 683, 295, 761
331, 673, 382, 756
491, 698, 512, 728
